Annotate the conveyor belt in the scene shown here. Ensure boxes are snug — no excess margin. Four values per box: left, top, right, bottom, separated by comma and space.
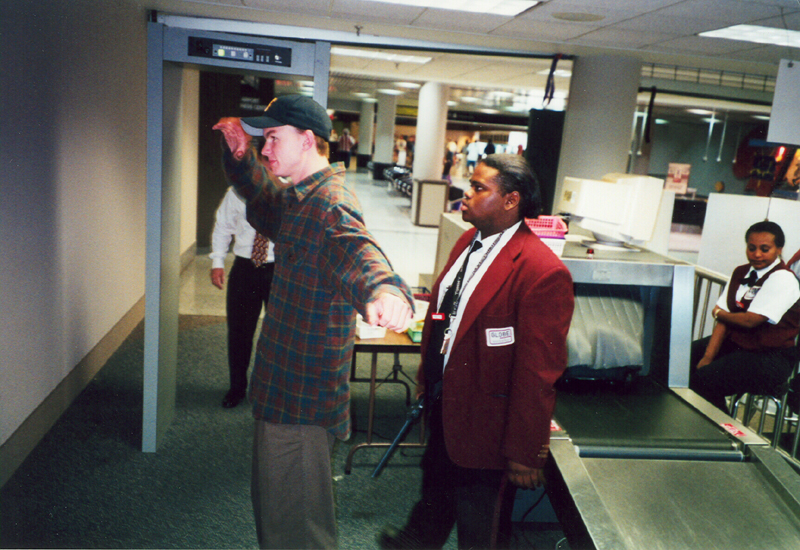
554, 377, 742, 460
548, 440, 800, 550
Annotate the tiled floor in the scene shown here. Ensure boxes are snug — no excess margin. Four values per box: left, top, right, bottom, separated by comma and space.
179, 169, 445, 316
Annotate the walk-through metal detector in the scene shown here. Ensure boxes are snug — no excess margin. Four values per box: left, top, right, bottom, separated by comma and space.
143, 12, 557, 453
144, 17, 330, 452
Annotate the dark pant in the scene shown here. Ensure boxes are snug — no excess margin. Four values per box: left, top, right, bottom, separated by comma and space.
690, 337, 796, 412
226, 257, 273, 393
400, 399, 517, 549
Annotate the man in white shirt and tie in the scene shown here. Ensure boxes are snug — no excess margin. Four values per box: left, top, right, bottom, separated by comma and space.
210, 186, 275, 408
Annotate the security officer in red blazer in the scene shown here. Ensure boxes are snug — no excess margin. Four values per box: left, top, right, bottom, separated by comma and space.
379, 154, 574, 549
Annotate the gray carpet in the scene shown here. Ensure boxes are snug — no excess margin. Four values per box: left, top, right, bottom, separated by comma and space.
1, 316, 567, 549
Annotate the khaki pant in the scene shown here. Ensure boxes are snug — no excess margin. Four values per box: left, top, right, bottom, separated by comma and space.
251, 421, 337, 549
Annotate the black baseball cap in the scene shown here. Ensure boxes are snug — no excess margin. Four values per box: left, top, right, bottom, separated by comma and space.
240, 94, 332, 139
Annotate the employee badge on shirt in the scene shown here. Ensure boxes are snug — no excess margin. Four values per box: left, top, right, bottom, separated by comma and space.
742, 285, 761, 302
486, 327, 515, 347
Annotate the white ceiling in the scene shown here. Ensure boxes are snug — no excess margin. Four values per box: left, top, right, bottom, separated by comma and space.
155, 0, 800, 120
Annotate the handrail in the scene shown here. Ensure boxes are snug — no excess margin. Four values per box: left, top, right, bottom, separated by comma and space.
692, 266, 728, 340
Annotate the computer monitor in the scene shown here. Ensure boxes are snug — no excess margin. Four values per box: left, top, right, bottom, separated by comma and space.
556, 173, 666, 246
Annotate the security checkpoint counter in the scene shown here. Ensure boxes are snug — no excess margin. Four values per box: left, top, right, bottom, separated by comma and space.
545, 241, 800, 549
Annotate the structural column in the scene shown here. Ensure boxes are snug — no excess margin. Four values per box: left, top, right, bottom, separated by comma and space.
412, 82, 450, 180
553, 56, 642, 210
410, 82, 450, 226
357, 99, 376, 169
373, 92, 398, 179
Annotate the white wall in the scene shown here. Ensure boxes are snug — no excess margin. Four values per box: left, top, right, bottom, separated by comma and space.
0, 0, 149, 446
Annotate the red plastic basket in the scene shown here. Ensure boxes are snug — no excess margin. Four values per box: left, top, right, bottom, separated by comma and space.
525, 216, 567, 239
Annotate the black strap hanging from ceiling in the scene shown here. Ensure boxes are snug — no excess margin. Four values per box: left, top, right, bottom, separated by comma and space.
644, 86, 657, 144
543, 53, 562, 106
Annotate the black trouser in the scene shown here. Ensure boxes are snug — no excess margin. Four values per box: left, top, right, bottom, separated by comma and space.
400, 399, 517, 549
690, 337, 796, 412
226, 257, 273, 393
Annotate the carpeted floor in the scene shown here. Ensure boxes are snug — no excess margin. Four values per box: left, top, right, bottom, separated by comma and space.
1, 316, 567, 550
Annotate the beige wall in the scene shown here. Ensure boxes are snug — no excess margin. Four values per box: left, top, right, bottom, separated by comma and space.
0, 0, 149, 447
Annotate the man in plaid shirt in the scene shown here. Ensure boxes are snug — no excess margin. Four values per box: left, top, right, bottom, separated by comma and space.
214, 95, 414, 549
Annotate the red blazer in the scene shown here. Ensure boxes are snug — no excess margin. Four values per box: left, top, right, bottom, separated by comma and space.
419, 223, 574, 470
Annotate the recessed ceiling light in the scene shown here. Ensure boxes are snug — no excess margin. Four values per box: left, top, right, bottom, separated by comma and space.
537, 69, 572, 78
752, 115, 771, 121
700, 24, 800, 48
331, 46, 431, 64
552, 12, 605, 22
358, 0, 542, 17
655, 119, 669, 125
395, 82, 421, 88
687, 108, 713, 116
377, 88, 405, 95
352, 92, 372, 98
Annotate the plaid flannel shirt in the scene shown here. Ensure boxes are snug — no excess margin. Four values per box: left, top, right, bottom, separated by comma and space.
223, 149, 413, 439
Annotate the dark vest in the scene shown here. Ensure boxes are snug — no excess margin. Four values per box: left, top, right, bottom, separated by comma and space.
726, 262, 800, 350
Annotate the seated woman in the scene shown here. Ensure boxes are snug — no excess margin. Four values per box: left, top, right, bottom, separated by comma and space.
691, 221, 800, 412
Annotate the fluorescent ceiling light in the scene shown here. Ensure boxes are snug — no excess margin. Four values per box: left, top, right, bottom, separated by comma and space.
377, 88, 405, 95
699, 24, 800, 48
359, 0, 541, 17
396, 82, 421, 88
537, 69, 572, 78
331, 46, 431, 64
687, 108, 713, 115
752, 115, 771, 121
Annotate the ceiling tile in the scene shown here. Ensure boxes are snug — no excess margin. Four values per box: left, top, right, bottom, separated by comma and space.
650, 35, 761, 55
614, 14, 727, 35
243, 0, 331, 16
409, 8, 512, 34
755, 11, 800, 29
329, 0, 425, 25
573, 28, 680, 49
492, 18, 594, 41
655, 0, 793, 23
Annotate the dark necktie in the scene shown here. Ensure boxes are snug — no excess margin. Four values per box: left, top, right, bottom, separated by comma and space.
423, 240, 483, 401
741, 270, 758, 287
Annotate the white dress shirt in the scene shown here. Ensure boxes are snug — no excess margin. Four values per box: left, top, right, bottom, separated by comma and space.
716, 258, 800, 324
209, 187, 275, 269
437, 221, 521, 368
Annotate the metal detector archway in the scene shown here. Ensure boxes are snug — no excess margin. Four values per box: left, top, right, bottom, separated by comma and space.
144, 20, 330, 451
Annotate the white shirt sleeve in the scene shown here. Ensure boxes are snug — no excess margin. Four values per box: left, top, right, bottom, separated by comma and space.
747, 270, 800, 324
209, 187, 254, 269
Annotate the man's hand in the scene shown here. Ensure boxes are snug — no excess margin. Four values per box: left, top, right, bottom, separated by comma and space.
210, 268, 225, 290
506, 460, 545, 489
212, 117, 250, 160
365, 292, 413, 332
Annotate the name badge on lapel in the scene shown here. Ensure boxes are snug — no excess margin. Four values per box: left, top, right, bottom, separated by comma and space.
486, 327, 515, 347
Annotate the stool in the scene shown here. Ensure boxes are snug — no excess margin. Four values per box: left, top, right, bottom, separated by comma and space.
729, 379, 792, 449
779, 375, 800, 459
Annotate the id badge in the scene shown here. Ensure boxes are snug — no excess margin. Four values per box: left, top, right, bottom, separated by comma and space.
440, 329, 452, 355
